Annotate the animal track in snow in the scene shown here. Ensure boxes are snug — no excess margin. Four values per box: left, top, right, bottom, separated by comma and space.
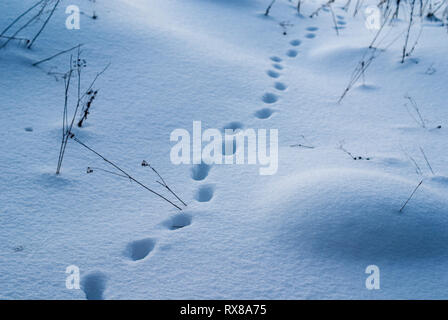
274, 82, 287, 91
191, 162, 212, 181
255, 108, 274, 119
306, 26, 319, 31
270, 56, 282, 62
82, 271, 107, 300
267, 70, 281, 78
262, 92, 278, 104
335, 19, 346, 30
223, 121, 244, 132
195, 185, 214, 202
290, 39, 301, 46
163, 213, 192, 230
305, 33, 316, 39
124, 238, 156, 261
286, 49, 298, 57
272, 63, 283, 70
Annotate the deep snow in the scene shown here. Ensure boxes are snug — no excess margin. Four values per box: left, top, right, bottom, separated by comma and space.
0, 0, 447, 299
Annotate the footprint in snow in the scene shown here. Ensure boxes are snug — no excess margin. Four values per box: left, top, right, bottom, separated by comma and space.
306, 26, 319, 31
305, 33, 316, 39
191, 162, 212, 181
272, 63, 283, 70
124, 238, 156, 261
195, 185, 215, 202
274, 82, 287, 91
82, 271, 107, 300
286, 49, 298, 57
222, 121, 245, 136
290, 39, 302, 46
223, 121, 244, 131
267, 70, 281, 78
162, 213, 192, 230
270, 56, 282, 62
262, 92, 279, 104
255, 108, 275, 119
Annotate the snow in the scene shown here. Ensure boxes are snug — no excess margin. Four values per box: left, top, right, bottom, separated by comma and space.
0, 0, 447, 299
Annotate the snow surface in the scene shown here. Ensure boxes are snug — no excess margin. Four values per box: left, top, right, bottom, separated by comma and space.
0, 0, 447, 299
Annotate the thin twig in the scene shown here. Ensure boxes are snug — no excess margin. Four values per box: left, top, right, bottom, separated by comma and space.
339, 13, 406, 103
401, 146, 423, 175
56, 57, 110, 174
78, 63, 111, 103
0, 0, 45, 38
142, 160, 187, 207
404, 94, 426, 128
405, 25, 423, 59
57, 50, 84, 174
265, 0, 277, 16
401, 0, 416, 63
70, 135, 183, 211
78, 89, 98, 127
87, 167, 129, 179
353, 0, 364, 17
290, 144, 315, 149
399, 180, 423, 212
28, 0, 61, 49
0, 35, 30, 41
33, 43, 83, 66
0, 5, 45, 49
339, 143, 356, 160
310, 0, 335, 18
56, 60, 73, 174
328, 4, 340, 36
420, 147, 435, 175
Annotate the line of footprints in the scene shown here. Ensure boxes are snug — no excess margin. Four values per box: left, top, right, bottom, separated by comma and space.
81, 158, 213, 299
80, 24, 323, 301
82, 211, 194, 299
256, 26, 319, 120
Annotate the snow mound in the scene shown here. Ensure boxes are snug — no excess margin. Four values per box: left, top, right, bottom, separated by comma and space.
308, 45, 367, 68
265, 169, 448, 262
429, 175, 448, 188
